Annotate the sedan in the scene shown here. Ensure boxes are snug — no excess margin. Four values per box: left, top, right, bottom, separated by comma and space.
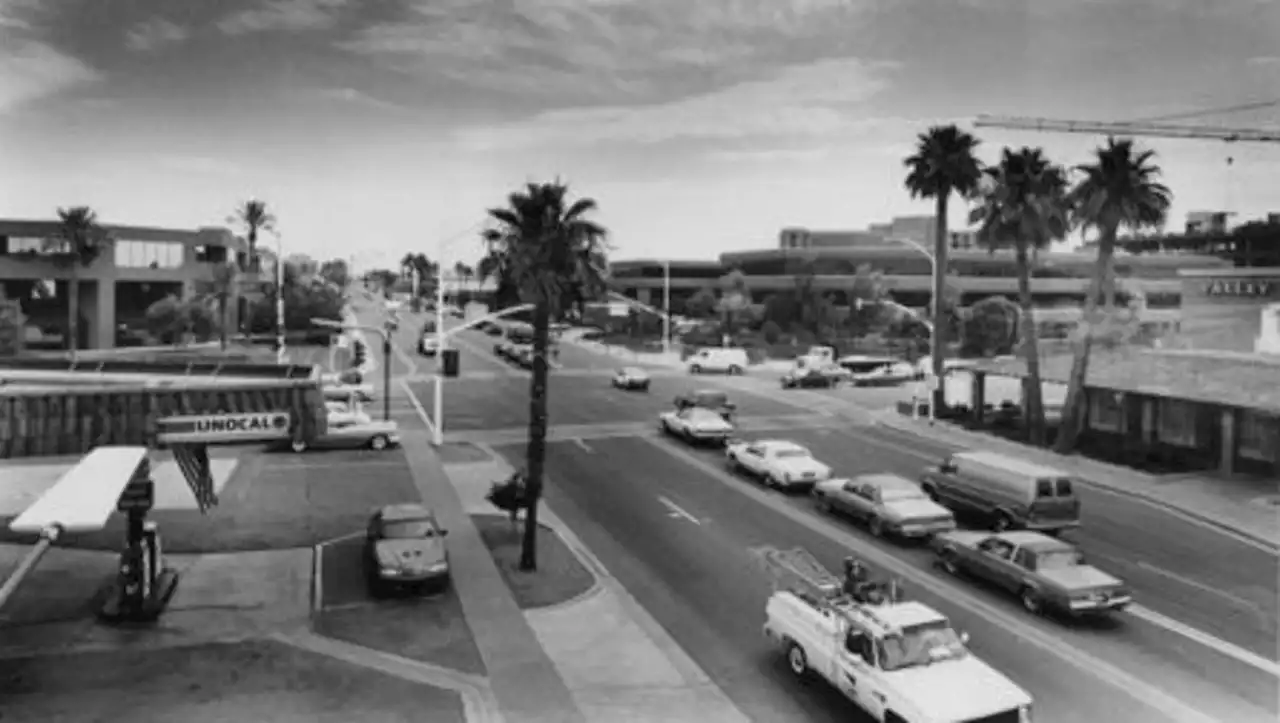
781, 368, 840, 389
291, 410, 401, 452
812, 473, 955, 540
659, 406, 735, 445
933, 530, 1132, 617
613, 366, 651, 391
364, 503, 450, 595
725, 439, 831, 492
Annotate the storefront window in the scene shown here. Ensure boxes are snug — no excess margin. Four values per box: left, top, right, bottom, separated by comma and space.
1157, 399, 1198, 447
1088, 390, 1124, 432
1238, 412, 1278, 462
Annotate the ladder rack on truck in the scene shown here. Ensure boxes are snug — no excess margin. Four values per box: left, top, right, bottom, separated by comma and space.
757, 546, 907, 628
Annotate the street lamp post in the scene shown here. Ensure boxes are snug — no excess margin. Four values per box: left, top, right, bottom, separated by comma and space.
433, 263, 446, 446
271, 230, 286, 364
662, 259, 671, 357
892, 238, 940, 423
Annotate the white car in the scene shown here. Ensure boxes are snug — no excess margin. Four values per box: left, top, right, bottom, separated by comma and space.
323, 382, 376, 403
659, 407, 735, 445
687, 347, 749, 375
725, 439, 831, 491
291, 407, 401, 452
812, 473, 956, 540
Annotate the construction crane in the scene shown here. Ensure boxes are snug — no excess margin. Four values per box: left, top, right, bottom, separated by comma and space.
973, 116, 1280, 143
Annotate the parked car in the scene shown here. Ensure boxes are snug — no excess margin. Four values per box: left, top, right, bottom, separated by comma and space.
933, 530, 1132, 617
659, 406, 735, 445
612, 367, 651, 391
781, 367, 841, 389
725, 439, 831, 492
919, 450, 1081, 533
364, 503, 450, 595
812, 473, 956, 540
292, 407, 401, 452
673, 389, 736, 420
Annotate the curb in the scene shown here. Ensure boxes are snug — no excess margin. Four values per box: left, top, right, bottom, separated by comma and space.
872, 415, 1280, 552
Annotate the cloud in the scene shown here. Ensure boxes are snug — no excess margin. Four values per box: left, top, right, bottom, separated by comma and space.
218, 0, 348, 36
0, 39, 97, 114
125, 18, 188, 52
1247, 56, 1280, 67
452, 57, 896, 150
342, 0, 879, 105
312, 87, 406, 112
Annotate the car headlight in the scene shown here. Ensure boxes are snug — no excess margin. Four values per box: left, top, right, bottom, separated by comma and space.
380, 567, 401, 577
427, 562, 449, 573
1019, 704, 1033, 722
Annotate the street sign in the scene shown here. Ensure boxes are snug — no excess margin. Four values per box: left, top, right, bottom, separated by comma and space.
117, 480, 154, 513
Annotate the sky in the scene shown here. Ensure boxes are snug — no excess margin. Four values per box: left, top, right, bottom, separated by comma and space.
1, 0, 1278, 273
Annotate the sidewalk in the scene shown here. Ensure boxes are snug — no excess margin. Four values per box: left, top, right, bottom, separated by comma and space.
876, 412, 1279, 549
434, 449, 751, 723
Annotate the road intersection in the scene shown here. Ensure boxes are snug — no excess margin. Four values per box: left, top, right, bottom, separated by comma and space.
377, 314, 1278, 723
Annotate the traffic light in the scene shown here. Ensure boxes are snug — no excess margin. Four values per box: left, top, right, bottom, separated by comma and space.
352, 339, 367, 368
441, 348, 460, 378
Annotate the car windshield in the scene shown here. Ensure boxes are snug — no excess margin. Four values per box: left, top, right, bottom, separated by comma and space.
877, 621, 968, 671
774, 448, 810, 459
1035, 549, 1083, 570
382, 519, 438, 539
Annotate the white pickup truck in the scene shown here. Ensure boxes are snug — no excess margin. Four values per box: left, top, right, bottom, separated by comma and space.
759, 548, 1032, 723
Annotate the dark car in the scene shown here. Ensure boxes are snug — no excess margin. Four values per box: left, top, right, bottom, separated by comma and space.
674, 389, 736, 420
781, 368, 840, 389
364, 503, 450, 596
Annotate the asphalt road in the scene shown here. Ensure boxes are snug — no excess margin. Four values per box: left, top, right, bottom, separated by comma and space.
500, 436, 1276, 723
387, 316, 1279, 722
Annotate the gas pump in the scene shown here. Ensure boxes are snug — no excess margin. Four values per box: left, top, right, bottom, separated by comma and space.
98, 458, 180, 623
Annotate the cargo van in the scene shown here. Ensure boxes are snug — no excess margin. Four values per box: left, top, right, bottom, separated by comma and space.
687, 348, 749, 375
918, 450, 1081, 533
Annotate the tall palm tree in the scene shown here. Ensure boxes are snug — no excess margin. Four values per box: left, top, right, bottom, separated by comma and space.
46, 206, 113, 357
229, 199, 276, 273
970, 147, 1073, 445
482, 181, 609, 570
904, 125, 983, 414
211, 260, 239, 349
1055, 138, 1171, 453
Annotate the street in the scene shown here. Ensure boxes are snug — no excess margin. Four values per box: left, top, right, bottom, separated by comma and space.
401, 323, 1279, 723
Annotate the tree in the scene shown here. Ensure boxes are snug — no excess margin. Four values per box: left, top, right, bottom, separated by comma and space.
46, 206, 113, 356
211, 260, 238, 349
904, 125, 983, 415
970, 147, 1073, 444
145, 295, 217, 345
847, 263, 888, 338
319, 258, 350, 289
229, 199, 275, 272
481, 181, 609, 571
717, 270, 750, 339
1055, 138, 1171, 453
960, 296, 1021, 357
685, 287, 719, 319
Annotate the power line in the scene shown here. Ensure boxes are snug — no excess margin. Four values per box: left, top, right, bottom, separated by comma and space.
1128, 98, 1280, 124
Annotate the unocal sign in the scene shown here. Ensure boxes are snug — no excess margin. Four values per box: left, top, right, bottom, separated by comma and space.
158, 412, 292, 443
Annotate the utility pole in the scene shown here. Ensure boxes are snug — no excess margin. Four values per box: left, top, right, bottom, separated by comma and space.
433, 264, 446, 446
662, 259, 671, 356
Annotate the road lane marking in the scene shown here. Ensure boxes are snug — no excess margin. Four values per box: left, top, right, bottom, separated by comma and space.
572, 438, 593, 454
846, 423, 1279, 556
1128, 604, 1280, 678
658, 495, 701, 525
399, 378, 436, 438
1134, 561, 1263, 611
643, 435, 1226, 723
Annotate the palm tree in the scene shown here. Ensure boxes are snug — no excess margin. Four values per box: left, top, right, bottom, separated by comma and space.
46, 206, 112, 357
482, 181, 609, 570
718, 270, 750, 343
211, 260, 239, 349
1055, 138, 1171, 453
970, 147, 1073, 445
229, 199, 276, 273
904, 125, 983, 414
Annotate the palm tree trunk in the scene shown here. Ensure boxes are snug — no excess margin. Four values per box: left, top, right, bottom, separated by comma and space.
931, 193, 950, 415
519, 297, 553, 571
66, 271, 80, 357
1054, 226, 1115, 453
1015, 245, 1045, 446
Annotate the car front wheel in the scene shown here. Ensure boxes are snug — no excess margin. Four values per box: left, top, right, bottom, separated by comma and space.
290, 439, 308, 453
369, 435, 389, 451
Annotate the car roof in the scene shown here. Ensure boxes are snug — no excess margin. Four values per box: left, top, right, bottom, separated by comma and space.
954, 450, 1068, 478
852, 473, 917, 490
378, 503, 436, 522
992, 530, 1068, 550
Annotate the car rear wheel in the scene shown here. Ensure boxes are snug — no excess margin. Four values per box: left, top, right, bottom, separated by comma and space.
938, 549, 960, 575
786, 642, 809, 679
869, 516, 886, 537
690, 364, 702, 374
728, 365, 744, 375
290, 440, 308, 453
993, 512, 1014, 532
369, 435, 389, 451
1020, 587, 1043, 615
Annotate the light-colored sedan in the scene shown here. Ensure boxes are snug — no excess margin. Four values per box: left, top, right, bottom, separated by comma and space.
812, 473, 956, 540
292, 409, 401, 452
725, 439, 831, 491
659, 406, 735, 445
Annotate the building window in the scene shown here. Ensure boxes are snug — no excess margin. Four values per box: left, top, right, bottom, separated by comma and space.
115, 241, 184, 269
1157, 399, 1198, 447
4, 236, 67, 255
1238, 412, 1278, 462
1088, 390, 1124, 432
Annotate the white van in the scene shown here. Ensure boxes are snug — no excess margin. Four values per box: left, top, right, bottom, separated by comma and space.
687, 348, 749, 375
